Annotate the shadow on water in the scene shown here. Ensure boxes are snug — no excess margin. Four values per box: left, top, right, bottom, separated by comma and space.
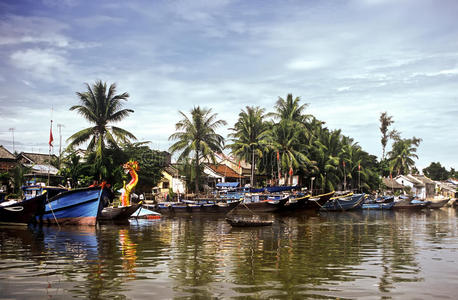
1, 208, 457, 299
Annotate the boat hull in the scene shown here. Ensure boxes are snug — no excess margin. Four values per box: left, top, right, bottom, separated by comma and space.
37, 187, 104, 226
234, 197, 289, 213
152, 200, 241, 215
0, 194, 46, 225
362, 202, 395, 210
321, 194, 365, 211
99, 204, 141, 221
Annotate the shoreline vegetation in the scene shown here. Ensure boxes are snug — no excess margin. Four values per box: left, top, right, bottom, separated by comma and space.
1, 80, 457, 199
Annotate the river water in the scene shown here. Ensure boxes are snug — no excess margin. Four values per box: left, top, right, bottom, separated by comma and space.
1, 208, 457, 299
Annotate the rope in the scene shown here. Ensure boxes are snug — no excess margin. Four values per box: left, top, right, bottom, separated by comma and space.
47, 192, 60, 229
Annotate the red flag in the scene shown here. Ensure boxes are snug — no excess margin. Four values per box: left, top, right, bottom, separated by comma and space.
49, 121, 54, 147
238, 160, 241, 169
289, 167, 293, 176
276, 151, 280, 161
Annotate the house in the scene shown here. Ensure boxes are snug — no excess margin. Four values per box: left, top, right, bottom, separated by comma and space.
395, 174, 426, 199
17, 151, 61, 185
203, 164, 243, 188
155, 165, 186, 200
411, 174, 436, 199
214, 153, 251, 185
435, 181, 457, 198
382, 177, 405, 194
0, 145, 16, 173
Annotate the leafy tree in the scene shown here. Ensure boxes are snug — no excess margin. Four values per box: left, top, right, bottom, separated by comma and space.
59, 152, 92, 188
67, 80, 136, 180
422, 162, 449, 180
228, 106, 269, 187
169, 107, 226, 192
122, 142, 167, 193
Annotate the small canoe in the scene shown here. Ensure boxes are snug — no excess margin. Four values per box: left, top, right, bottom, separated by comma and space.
225, 217, 273, 227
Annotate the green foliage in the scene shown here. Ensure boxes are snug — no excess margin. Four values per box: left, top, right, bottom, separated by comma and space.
122, 142, 167, 193
228, 106, 269, 186
169, 106, 227, 192
67, 80, 136, 180
423, 162, 450, 180
387, 136, 422, 176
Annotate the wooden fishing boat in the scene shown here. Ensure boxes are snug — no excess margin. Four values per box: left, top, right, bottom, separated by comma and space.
282, 194, 311, 211
0, 185, 67, 225
321, 193, 365, 211
393, 199, 431, 209
304, 191, 335, 210
428, 198, 450, 209
99, 203, 141, 221
152, 200, 241, 215
37, 186, 107, 225
225, 217, 273, 227
233, 196, 289, 213
361, 201, 395, 210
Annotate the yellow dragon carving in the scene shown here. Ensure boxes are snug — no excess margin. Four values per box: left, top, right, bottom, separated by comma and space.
120, 160, 139, 206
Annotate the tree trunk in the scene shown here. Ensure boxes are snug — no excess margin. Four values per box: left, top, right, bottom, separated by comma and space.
195, 150, 200, 193
250, 148, 255, 187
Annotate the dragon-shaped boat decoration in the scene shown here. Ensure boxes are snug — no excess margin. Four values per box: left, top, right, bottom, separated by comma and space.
120, 160, 139, 207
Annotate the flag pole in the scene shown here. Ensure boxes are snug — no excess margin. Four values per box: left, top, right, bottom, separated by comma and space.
48, 109, 54, 186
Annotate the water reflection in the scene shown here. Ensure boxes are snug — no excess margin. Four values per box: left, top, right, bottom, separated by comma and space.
0, 208, 457, 299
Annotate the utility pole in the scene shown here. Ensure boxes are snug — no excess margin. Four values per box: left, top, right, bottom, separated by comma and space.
8, 128, 15, 153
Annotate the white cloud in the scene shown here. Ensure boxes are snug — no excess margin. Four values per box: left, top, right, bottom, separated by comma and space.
10, 48, 69, 81
286, 59, 329, 71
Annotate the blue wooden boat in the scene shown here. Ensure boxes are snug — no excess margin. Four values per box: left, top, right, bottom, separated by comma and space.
37, 186, 106, 225
321, 193, 365, 211
362, 202, 395, 210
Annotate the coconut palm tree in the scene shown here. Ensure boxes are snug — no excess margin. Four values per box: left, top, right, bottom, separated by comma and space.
379, 112, 394, 160
169, 106, 227, 192
228, 106, 269, 187
269, 93, 311, 124
387, 136, 422, 175
67, 80, 136, 178
267, 120, 311, 185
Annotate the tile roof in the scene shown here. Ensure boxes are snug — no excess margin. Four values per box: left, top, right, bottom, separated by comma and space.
206, 164, 240, 178
0, 145, 15, 160
19, 152, 58, 164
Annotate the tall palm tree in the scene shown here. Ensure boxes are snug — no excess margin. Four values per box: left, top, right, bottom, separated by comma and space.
228, 106, 268, 187
379, 112, 394, 160
387, 136, 422, 175
67, 80, 136, 179
267, 120, 311, 185
169, 106, 227, 192
270, 93, 311, 123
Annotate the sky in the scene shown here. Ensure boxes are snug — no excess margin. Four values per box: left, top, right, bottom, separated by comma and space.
0, 0, 457, 171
